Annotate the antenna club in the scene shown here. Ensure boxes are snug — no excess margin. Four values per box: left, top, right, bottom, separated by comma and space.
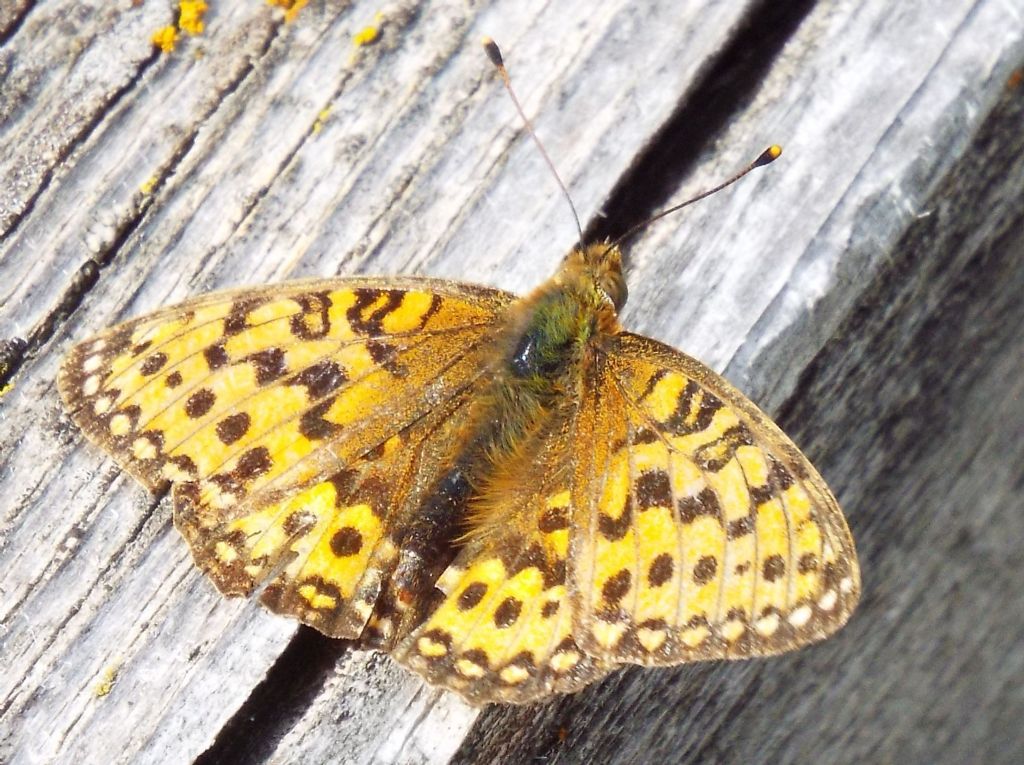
482, 37, 504, 69
754, 144, 783, 167
483, 38, 584, 246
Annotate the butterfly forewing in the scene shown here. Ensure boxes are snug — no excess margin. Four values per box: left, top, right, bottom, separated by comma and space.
569, 332, 859, 665
59, 277, 513, 638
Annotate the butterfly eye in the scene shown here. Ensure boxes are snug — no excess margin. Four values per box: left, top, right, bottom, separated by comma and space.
599, 269, 628, 311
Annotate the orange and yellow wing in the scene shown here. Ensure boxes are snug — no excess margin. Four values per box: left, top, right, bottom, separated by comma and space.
395, 424, 611, 704
59, 277, 512, 639
570, 332, 859, 664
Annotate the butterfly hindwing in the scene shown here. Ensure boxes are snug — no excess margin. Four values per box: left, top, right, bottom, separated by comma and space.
570, 332, 859, 664
394, 426, 611, 704
59, 277, 513, 638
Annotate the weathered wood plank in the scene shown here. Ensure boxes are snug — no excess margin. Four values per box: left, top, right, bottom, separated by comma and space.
3, 0, 767, 761
1, 0, 1021, 763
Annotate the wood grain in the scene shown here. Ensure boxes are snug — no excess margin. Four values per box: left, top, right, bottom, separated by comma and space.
1, 0, 1021, 763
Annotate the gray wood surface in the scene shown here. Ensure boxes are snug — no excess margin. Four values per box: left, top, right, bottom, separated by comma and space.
1, 1, 1021, 763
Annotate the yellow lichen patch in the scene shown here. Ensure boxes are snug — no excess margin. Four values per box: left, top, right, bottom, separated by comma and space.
312, 106, 331, 134
178, 1, 209, 35
151, 2, 207, 54
94, 665, 119, 698
140, 175, 158, 195
353, 14, 383, 47
152, 25, 178, 52
268, 0, 307, 23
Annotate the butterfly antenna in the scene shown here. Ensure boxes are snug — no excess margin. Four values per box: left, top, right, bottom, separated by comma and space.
483, 37, 586, 251
604, 145, 783, 256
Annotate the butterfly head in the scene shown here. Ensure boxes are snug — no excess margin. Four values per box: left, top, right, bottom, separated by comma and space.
564, 242, 627, 313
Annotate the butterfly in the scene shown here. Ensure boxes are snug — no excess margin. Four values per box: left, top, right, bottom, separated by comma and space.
58, 41, 859, 706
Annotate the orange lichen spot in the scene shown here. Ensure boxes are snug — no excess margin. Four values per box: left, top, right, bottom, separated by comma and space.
152, 25, 178, 52
267, 0, 308, 23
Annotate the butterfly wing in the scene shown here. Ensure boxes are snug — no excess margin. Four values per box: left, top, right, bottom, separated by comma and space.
59, 277, 513, 638
394, 423, 611, 705
570, 332, 859, 664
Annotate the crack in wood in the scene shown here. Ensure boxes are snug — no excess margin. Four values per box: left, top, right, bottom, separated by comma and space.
584, 0, 817, 252
194, 628, 349, 765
